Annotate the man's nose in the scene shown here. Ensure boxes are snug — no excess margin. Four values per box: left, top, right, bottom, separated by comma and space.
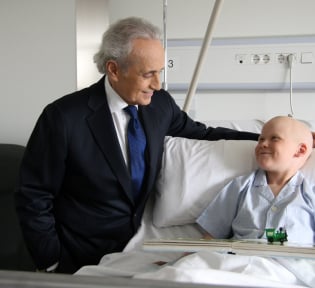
150, 73, 161, 90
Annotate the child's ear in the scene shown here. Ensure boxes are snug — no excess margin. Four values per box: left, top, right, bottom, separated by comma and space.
295, 143, 308, 157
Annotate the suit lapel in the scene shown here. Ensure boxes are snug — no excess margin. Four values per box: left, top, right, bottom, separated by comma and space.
86, 78, 134, 204
138, 105, 161, 202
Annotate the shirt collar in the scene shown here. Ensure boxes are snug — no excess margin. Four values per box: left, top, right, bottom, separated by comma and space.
105, 76, 130, 113
254, 168, 304, 187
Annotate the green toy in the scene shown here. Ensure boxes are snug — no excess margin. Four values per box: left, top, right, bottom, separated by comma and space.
265, 227, 288, 244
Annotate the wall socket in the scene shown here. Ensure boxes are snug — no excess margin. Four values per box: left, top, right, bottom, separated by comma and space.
275, 53, 297, 64
251, 53, 272, 64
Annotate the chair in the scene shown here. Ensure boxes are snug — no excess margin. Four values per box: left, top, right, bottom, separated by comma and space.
0, 144, 35, 271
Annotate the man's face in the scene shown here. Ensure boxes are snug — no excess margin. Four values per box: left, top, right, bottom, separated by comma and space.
108, 38, 165, 106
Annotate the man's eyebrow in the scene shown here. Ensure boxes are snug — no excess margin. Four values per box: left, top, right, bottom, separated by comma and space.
150, 68, 165, 73
143, 69, 164, 76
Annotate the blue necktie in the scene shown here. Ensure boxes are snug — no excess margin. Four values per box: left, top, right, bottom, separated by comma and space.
124, 105, 147, 200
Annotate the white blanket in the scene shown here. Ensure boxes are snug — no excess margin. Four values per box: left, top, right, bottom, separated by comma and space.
76, 196, 315, 288
76, 250, 315, 288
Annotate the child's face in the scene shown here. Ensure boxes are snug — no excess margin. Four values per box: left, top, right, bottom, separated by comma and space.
255, 119, 299, 173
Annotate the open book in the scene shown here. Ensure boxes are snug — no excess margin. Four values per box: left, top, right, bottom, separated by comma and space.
143, 238, 315, 259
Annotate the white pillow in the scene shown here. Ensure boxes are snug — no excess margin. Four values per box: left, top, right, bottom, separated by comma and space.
153, 137, 315, 228
153, 137, 257, 227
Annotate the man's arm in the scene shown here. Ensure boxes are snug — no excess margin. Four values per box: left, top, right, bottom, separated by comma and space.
15, 104, 66, 270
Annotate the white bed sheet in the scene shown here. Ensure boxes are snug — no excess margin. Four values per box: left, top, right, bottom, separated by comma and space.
134, 251, 315, 288
76, 197, 315, 288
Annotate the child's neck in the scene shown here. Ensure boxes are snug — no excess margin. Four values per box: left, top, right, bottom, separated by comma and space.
266, 171, 296, 197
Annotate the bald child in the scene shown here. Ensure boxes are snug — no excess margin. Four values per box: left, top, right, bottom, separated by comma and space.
197, 116, 315, 244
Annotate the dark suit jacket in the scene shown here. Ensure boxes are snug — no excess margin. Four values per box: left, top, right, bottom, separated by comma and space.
15, 76, 258, 273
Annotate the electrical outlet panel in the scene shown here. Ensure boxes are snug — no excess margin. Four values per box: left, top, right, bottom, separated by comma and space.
234, 50, 308, 71
235, 52, 299, 65
165, 37, 315, 91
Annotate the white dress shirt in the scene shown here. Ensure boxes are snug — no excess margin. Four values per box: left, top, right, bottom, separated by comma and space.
105, 77, 134, 167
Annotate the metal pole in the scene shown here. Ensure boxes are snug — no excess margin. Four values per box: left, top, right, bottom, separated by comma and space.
183, 0, 224, 112
163, 0, 168, 90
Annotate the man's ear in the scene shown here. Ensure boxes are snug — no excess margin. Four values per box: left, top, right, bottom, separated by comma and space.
106, 60, 119, 81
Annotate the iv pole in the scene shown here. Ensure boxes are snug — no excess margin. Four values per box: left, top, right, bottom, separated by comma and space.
183, 0, 224, 112
163, 0, 168, 91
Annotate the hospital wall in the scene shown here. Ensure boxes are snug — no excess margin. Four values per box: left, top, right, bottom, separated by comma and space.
0, 0, 77, 146
108, 0, 315, 123
1, 0, 315, 145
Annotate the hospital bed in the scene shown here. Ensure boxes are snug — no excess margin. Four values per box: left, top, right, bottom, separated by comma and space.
75, 119, 315, 288
3, 1, 315, 286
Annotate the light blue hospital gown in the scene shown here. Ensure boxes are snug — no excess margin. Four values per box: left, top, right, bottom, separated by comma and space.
197, 169, 315, 244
